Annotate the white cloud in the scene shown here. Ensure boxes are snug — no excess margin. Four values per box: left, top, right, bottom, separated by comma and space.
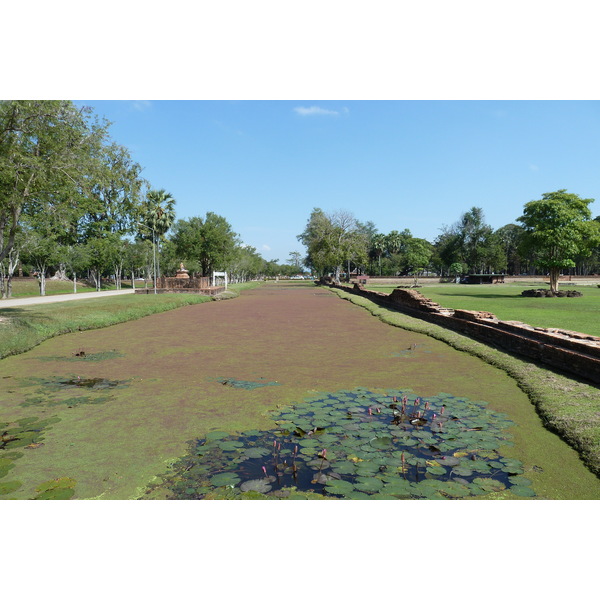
262, 244, 271, 251
131, 100, 152, 111
294, 106, 346, 117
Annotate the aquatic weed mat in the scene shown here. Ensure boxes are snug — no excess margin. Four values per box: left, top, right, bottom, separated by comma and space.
0, 415, 62, 496
2, 283, 599, 499
144, 387, 537, 500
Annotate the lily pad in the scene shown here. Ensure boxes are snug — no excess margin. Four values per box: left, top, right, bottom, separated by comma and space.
0, 480, 22, 495
205, 431, 231, 441
426, 465, 447, 476
324, 479, 355, 496
354, 477, 384, 493
243, 447, 270, 459
472, 477, 506, 492
219, 441, 245, 451
508, 475, 533, 487
370, 435, 393, 449
509, 485, 536, 498
381, 480, 414, 497
240, 478, 273, 493
210, 472, 241, 487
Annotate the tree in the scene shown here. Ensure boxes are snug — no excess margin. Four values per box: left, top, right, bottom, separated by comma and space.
0, 231, 22, 298
84, 236, 115, 291
517, 190, 600, 293
121, 239, 152, 289
437, 207, 503, 274
138, 188, 176, 286
20, 228, 60, 296
60, 243, 90, 293
229, 245, 266, 282
171, 213, 238, 277
0, 100, 110, 263
432, 228, 462, 277
79, 142, 144, 239
495, 223, 525, 275
403, 237, 434, 285
455, 207, 494, 273
297, 208, 367, 282
370, 233, 387, 276
287, 251, 302, 270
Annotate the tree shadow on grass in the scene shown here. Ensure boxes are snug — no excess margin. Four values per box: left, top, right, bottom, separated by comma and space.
429, 291, 523, 301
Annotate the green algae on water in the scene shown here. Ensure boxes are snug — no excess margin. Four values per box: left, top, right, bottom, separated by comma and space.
212, 376, 281, 390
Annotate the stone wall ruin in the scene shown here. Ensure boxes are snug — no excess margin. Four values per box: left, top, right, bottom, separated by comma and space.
323, 280, 600, 385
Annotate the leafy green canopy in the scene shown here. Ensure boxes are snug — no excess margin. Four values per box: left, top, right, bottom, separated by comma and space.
517, 190, 600, 291
297, 208, 368, 280
170, 213, 239, 276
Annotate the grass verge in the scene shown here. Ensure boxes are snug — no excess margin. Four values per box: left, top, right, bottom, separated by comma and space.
367, 283, 600, 337
0, 281, 264, 360
0, 294, 216, 360
332, 287, 600, 478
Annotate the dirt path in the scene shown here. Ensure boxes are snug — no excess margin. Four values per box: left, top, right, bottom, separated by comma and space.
1, 282, 599, 499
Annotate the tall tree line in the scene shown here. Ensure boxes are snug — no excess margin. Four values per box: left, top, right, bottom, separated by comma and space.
0, 100, 292, 297
298, 192, 600, 283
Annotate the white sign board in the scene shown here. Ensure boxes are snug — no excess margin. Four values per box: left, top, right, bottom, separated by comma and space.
212, 271, 228, 289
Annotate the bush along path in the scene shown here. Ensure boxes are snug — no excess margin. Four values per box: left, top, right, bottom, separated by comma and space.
1, 282, 599, 500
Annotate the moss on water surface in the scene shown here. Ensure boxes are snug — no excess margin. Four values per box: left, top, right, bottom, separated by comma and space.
1, 283, 599, 499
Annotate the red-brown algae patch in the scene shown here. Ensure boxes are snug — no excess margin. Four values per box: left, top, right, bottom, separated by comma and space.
1, 283, 599, 499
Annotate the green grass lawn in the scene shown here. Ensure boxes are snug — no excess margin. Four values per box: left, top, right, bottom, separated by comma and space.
2, 278, 138, 298
366, 282, 600, 337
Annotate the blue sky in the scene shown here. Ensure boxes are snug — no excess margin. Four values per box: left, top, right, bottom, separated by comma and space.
76, 100, 600, 264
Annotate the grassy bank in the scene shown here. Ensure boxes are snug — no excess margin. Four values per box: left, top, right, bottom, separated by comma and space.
367, 282, 600, 337
0, 294, 216, 360
0, 281, 263, 360
332, 287, 600, 478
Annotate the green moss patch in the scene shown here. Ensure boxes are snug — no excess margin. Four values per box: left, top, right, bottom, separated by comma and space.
35, 349, 125, 362
33, 477, 76, 500
213, 377, 281, 390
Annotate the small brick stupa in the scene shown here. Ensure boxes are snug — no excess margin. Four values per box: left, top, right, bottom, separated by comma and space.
175, 263, 189, 279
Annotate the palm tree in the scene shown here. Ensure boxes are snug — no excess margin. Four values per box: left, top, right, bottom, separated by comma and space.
370, 233, 387, 275
141, 189, 176, 282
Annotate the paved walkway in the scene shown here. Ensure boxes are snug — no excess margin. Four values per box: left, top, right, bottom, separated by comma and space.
0, 288, 135, 308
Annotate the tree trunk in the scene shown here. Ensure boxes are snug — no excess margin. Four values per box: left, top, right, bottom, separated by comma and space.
131, 270, 136, 290
38, 271, 46, 296
334, 265, 341, 284
549, 267, 560, 293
